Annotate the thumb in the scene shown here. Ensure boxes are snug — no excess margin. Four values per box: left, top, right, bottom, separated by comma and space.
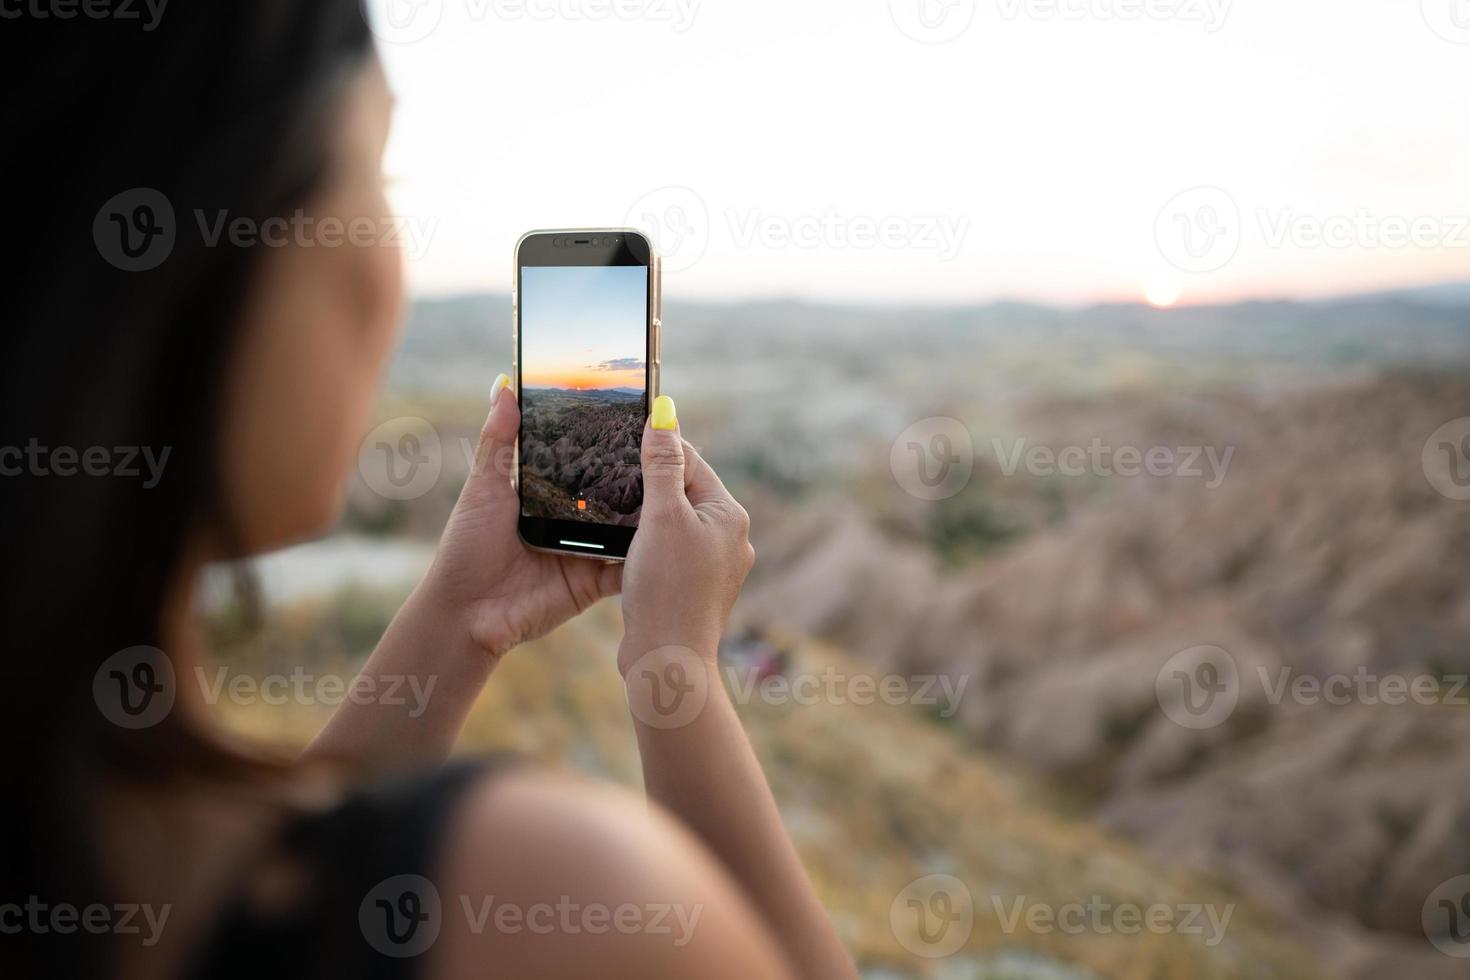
463, 372, 519, 508
640, 394, 687, 514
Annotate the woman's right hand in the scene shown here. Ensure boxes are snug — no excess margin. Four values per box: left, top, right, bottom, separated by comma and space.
615, 397, 859, 980
618, 395, 755, 674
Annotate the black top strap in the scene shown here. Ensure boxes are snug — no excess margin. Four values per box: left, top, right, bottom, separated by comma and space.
187, 757, 513, 980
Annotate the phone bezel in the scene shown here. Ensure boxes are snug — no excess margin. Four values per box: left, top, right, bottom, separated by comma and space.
512, 229, 660, 561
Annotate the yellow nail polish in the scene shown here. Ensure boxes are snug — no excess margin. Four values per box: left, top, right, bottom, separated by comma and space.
491, 373, 511, 403
651, 394, 677, 431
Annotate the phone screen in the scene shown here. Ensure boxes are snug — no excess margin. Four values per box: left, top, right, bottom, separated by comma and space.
516, 232, 654, 558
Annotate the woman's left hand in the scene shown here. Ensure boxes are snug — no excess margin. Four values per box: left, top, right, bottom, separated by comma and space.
422, 374, 623, 661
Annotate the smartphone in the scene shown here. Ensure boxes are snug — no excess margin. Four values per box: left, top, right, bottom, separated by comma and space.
513, 229, 661, 561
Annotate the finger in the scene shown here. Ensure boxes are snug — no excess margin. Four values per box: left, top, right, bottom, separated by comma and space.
464, 373, 519, 507
598, 560, 624, 598
680, 439, 731, 507
682, 439, 749, 530
640, 394, 688, 514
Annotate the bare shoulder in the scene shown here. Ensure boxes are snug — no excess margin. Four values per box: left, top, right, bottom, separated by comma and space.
422, 769, 795, 980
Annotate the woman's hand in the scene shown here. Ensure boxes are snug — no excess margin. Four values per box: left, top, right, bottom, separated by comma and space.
424, 375, 624, 661
310, 376, 621, 770
615, 397, 858, 980
618, 395, 755, 674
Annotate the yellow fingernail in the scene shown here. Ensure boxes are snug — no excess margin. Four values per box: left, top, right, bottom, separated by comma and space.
651, 394, 677, 431
491, 373, 511, 404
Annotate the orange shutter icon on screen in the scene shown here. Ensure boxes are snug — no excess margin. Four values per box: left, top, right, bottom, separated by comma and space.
577, 495, 587, 511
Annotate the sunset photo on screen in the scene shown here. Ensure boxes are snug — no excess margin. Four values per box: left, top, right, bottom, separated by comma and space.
519, 264, 647, 525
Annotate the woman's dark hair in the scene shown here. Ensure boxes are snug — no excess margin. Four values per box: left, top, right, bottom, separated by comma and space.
0, 6, 373, 976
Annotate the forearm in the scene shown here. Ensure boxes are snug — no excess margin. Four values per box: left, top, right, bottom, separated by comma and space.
622, 640, 857, 980
306, 575, 492, 773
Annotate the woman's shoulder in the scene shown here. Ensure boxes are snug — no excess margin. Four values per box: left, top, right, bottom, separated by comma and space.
186, 758, 791, 980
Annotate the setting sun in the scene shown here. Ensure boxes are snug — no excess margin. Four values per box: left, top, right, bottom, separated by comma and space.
1143, 280, 1183, 309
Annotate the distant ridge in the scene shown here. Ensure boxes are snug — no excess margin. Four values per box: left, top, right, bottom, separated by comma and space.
406, 278, 1470, 316
521, 385, 642, 402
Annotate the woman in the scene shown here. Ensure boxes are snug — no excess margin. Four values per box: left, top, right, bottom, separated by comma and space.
0, 5, 856, 979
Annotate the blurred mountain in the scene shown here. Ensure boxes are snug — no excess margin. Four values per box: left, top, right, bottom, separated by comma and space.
338, 285, 1470, 978
1365, 281, 1470, 308
388, 286, 1470, 403
522, 385, 643, 402
733, 372, 1470, 980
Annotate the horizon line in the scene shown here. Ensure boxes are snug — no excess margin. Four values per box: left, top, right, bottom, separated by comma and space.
411, 276, 1470, 314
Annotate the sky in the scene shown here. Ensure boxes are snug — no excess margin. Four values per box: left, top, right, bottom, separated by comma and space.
520, 264, 648, 389
369, 0, 1470, 307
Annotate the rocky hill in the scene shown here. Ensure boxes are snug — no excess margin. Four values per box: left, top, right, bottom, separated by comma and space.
211, 596, 1327, 979
734, 372, 1470, 979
